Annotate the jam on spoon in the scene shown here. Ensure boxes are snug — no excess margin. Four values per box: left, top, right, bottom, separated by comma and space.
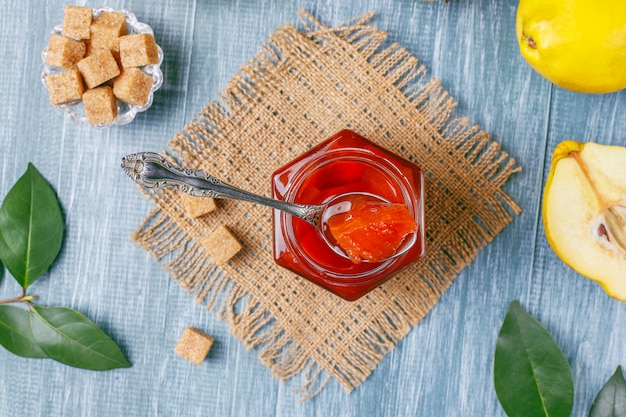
324, 194, 418, 264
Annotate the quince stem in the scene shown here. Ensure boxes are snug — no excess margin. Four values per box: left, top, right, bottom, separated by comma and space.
523, 33, 537, 49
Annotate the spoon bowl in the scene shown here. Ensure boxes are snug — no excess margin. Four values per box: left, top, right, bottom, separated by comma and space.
319, 192, 417, 262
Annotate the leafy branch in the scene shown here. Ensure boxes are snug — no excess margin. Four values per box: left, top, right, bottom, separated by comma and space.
0, 163, 131, 370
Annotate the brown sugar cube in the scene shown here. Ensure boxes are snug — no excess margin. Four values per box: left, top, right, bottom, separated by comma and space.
89, 30, 121, 63
45, 34, 86, 69
84, 39, 118, 65
82, 86, 117, 124
90, 11, 127, 38
89, 32, 120, 56
113, 68, 153, 106
45, 70, 85, 105
76, 50, 120, 88
62, 6, 93, 39
83, 39, 93, 55
119, 34, 159, 68
201, 225, 242, 265
179, 193, 217, 218
89, 11, 127, 58
174, 327, 214, 365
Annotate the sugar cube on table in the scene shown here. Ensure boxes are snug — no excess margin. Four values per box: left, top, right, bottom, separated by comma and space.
179, 193, 217, 218
201, 225, 242, 265
45, 70, 85, 105
174, 327, 214, 365
83, 85, 117, 124
45, 34, 86, 69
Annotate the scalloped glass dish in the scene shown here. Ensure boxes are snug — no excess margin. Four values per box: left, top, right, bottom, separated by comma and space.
41, 6, 164, 129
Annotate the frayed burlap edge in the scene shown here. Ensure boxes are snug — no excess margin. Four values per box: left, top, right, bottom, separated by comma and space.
132, 10, 521, 400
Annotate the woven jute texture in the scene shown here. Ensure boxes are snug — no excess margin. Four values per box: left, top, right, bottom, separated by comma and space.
133, 10, 521, 399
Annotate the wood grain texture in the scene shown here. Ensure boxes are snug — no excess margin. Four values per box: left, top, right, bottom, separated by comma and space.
0, 0, 624, 416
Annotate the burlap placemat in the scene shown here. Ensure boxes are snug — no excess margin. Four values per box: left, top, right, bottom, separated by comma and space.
132, 10, 521, 399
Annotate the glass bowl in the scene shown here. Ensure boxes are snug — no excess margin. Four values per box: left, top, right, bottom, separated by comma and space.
41, 6, 164, 129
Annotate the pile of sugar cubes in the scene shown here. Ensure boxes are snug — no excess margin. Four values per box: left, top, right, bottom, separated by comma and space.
44, 6, 159, 125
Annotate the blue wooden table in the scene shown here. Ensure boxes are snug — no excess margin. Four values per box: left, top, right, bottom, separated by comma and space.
1, 1, 625, 416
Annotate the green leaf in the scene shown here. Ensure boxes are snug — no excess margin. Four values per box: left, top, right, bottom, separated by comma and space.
494, 300, 574, 417
30, 306, 131, 371
589, 366, 626, 417
0, 163, 64, 289
0, 305, 47, 358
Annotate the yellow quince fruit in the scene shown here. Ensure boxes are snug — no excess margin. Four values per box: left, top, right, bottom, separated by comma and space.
516, 0, 626, 93
543, 141, 626, 300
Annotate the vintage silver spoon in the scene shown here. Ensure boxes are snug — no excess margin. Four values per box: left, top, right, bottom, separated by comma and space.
120, 152, 415, 262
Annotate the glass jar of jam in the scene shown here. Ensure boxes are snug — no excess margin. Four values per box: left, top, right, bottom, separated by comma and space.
271, 129, 425, 301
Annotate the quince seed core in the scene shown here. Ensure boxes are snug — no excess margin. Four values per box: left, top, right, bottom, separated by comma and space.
602, 206, 626, 253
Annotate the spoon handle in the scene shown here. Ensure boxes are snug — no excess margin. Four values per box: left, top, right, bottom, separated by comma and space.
121, 152, 322, 227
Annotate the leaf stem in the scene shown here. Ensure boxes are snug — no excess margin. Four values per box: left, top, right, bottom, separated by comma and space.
0, 288, 35, 306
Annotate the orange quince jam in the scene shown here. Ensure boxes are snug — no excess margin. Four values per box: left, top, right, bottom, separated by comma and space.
327, 196, 417, 264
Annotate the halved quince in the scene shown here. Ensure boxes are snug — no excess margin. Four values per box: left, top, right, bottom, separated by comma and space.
543, 141, 626, 300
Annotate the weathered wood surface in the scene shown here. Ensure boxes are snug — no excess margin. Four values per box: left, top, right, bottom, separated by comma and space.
0, 1, 624, 416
